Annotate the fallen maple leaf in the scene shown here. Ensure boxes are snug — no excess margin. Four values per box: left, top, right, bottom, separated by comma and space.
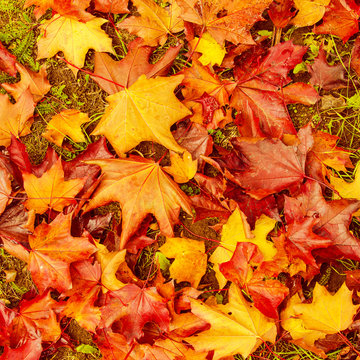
95, 243, 127, 292
92, 38, 181, 93
2, 63, 51, 103
26, 212, 97, 293
219, 241, 289, 318
62, 260, 102, 332
23, 158, 86, 214
291, 0, 330, 27
309, 129, 353, 172
189, 32, 226, 66
91, 75, 191, 156
285, 180, 360, 260
0, 164, 11, 216
0, 338, 42, 360
93, 0, 129, 13
42, 109, 89, 147
231, 41, 319, 138
24, 0, 92, 20
118, 0, 184, 46
210, 208, 277, 288
159, 237, 207, 288
9, 290, 61, 345
307, 46, 348, 90
315, 0, 360, 42
247, 278, 289, 319
95, 330, 140, 360
141, 337, 208, 359
0, 90, 34, 147
85, 156, 192, 249
163, 150, 198, 183
224, 184, 280, 228
268, 0, 296, 28
186, 283, 277, 359
37, 14, 115, 75
219, 242, 264, 288
100, 284, 170, 343
0, 41, 16, 77
172, 122, 214, 162
0, 204, 33, 244
282, 283, 359, 347
181, 60, 232, 128
177, 0, 272, 45
330, 167, 360, 208
225, 137, 306, 199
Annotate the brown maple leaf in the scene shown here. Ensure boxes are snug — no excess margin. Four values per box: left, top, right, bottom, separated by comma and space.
307, 46, 348, 90
84, 156, 192, 249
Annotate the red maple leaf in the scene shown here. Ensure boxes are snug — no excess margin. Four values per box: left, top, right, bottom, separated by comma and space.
100, 284, 170, 343
231, 41, 319, 138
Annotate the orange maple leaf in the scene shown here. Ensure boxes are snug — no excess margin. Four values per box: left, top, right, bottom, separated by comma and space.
9, 291, 61, 345
23, 158, 86, 214
27, 213, 97, 294
177, 0, 273, 45
84, 156, 192, 249
2, 63, 51, 103
118, 0, 184, 46
0, 90, 34, 147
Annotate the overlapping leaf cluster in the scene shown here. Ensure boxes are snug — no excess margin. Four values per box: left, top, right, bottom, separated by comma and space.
1, 0, 360, 359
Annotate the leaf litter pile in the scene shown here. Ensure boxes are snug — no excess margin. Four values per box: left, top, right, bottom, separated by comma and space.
3, 0, 360, 359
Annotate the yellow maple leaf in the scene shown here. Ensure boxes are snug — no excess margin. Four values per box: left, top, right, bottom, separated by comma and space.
118, 0, 184, 46
42, 109, 89, 147
330, 167, 360, 215
159, 237, 207, 288
91, 75, 191, 156
163, 151, 198, 183
37, 14, 114, 75
190, 32, 226, 67
210, 208, 277, 288
186, 284, 277, 359
291, 0, 330, 27
23, 158, 86, 214
95, 243, 127, 293
282, 283, 359, 347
